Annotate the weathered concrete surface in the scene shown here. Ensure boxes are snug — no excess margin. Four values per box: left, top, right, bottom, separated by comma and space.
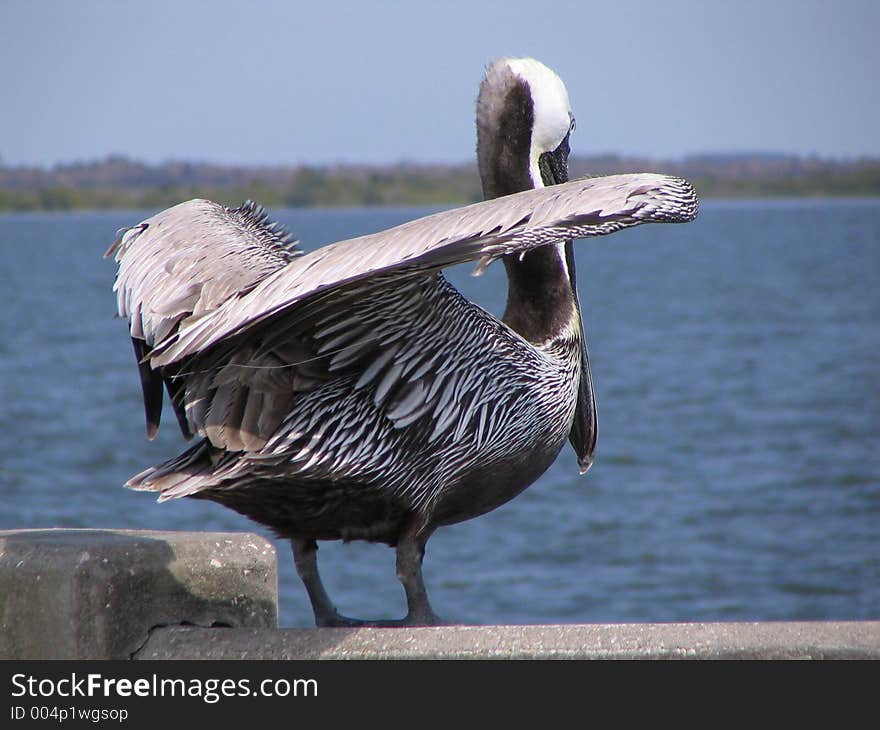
4, 529, 877, 660
135, 621, 880, 660
0, 529, 277, 659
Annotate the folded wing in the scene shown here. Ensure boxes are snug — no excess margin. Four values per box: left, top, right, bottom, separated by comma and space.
106, 200, 301, 439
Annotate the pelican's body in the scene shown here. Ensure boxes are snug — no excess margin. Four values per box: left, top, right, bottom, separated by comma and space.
170, 271, 580, 541
107, 59, 697, 625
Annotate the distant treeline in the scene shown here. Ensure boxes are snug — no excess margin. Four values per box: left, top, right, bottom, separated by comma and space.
1, 154, 878, 211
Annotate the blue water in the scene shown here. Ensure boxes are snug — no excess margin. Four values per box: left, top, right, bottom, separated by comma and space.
1, 199, 878, 627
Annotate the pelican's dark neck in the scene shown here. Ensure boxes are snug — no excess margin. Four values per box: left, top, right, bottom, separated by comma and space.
501, 245, 577, 345
477, 79, 534, 200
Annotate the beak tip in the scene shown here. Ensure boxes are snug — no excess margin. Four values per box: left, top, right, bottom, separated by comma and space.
577, 455, 593, 475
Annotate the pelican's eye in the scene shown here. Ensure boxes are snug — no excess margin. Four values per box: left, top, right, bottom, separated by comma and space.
569, 115, 576, 134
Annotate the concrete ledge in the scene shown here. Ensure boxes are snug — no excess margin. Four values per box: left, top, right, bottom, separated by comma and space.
4, 529, 877, 660
0, 529, 278, 659
135, 621, 880, 660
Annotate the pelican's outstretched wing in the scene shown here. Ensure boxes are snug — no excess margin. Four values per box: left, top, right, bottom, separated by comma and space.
110, 173, 696, 369
108, 173, 696, 447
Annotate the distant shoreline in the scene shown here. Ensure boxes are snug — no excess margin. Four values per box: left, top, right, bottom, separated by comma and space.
1, 154, 878, 212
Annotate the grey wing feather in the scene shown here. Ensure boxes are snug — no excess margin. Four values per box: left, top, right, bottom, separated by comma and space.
107, 199, 300, 347
121, 173, 696, 368
107, 199, 301, 440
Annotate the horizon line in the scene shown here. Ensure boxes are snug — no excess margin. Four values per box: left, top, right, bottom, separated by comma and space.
3, 150, 880, 172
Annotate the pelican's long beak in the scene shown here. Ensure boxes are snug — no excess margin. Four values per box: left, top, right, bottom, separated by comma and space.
539, 129, 597, 474
566, 247, 598, 474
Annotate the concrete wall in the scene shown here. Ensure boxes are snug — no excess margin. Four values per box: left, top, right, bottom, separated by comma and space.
2, 529, 878, 660
0, 529, 277, 659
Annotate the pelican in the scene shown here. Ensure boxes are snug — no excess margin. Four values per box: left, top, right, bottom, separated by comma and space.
106, 58, 697, 626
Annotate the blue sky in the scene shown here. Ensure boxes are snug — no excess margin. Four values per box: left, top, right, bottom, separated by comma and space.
2, 0, 878, 167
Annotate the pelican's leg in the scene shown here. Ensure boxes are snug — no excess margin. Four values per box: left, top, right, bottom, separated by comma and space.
291, 538, 363, 627
394, 529, 445, 626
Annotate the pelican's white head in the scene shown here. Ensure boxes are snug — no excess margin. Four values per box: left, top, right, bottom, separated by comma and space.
477, 57, 575, 197
504, 58, 573, 172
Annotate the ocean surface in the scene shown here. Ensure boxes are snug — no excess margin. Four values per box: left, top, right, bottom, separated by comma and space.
1, 198, 877, 627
